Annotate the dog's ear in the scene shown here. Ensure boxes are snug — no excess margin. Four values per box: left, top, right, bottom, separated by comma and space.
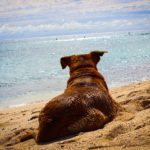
60, 56, 71, 69
90, 51, 108, 65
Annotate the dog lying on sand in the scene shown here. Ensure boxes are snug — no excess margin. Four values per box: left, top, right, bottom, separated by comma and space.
36, 51, 120, 143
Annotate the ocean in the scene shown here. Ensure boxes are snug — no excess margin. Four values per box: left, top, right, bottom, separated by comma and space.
0, 31, 150, 107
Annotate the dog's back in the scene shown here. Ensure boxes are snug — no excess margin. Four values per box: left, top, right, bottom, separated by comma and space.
36, 51, 119, 143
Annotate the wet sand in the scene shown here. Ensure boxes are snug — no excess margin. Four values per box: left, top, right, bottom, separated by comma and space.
0, 80, 150, 150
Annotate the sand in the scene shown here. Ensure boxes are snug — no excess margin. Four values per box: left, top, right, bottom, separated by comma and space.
0, 80, 150, 150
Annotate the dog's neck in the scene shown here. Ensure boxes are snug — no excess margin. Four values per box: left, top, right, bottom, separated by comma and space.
69, 64, 97, 74
67, 66, 108, 90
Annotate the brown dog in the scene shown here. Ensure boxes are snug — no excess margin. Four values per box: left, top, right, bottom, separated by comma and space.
36, 51, 119, 143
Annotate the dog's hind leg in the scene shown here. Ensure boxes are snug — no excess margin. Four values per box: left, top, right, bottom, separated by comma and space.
36, 117, 70, 143
67, 108, 108, 133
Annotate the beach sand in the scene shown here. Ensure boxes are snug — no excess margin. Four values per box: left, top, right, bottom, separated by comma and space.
0, 80, 150, 150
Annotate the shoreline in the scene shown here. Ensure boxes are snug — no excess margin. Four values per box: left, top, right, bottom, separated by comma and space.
0, 79, 149, 109
0, 80, 150, 150
0, 91, 62, 109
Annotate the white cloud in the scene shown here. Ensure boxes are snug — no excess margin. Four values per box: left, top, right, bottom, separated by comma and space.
1, 18, 148, 34
0, 0, 150, 17
0, 0, 149, 37
0, 22, 89, 33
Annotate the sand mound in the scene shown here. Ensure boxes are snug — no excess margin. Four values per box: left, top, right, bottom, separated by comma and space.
0, 80, 150, 150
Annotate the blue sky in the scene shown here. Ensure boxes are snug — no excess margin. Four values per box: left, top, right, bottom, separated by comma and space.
0, 0, 150, 39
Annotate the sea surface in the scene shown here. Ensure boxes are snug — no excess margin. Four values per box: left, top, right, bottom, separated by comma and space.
0, 31, 150, 107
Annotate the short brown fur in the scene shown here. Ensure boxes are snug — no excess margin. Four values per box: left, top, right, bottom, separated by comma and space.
36, 51, 120, 143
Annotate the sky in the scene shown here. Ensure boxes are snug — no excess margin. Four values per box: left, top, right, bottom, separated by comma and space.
0, 0, 150, 39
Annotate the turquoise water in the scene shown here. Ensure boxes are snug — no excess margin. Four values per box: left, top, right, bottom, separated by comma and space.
0, 31, 150, 107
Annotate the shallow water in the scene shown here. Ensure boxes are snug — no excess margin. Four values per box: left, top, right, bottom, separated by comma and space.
0, 31, 150, 107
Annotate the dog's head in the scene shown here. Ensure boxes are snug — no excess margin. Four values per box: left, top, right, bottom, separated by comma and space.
60, 51, 107, 73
